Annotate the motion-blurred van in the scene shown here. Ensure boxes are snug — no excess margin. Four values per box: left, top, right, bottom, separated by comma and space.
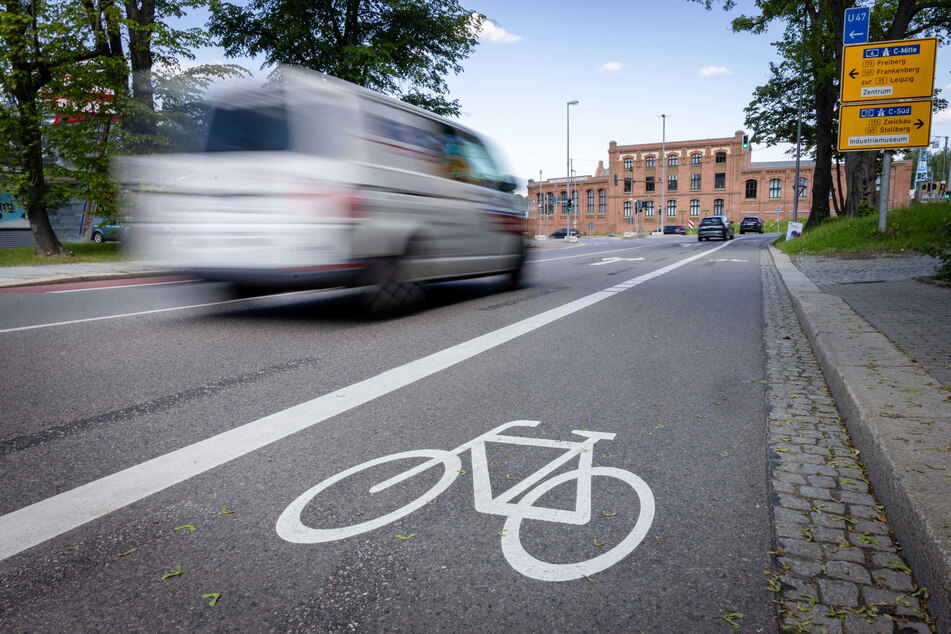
117, 66, 524, 311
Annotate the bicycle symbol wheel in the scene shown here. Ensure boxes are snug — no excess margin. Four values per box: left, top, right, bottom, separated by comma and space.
500, 467, 655, 582
276, 449, 461, 543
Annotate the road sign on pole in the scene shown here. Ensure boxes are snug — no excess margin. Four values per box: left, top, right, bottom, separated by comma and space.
837, 100, 933, 152
843, 7, 870, 45
840, 38, 938, 103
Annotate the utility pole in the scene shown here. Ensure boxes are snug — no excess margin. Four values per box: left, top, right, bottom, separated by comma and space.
566, 100, 578, 240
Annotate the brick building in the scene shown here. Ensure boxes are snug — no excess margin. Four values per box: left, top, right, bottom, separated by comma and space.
527, 131, 912, 235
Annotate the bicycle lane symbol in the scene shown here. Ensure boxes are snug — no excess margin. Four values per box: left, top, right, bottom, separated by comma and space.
275, 420, 655, 582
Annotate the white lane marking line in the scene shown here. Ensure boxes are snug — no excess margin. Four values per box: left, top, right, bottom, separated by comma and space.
590, 257, 645, 266
0, 239, 735, 562
48, 280, 197, 293
710, 259, 749, 263
0, 290, 320, 334
532, 244, 657, 263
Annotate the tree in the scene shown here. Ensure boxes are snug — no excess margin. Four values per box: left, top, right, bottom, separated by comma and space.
693, 0, 951, 229
0, 0, 114, 255
208, 0, 483, 116
1, 0, 245, 255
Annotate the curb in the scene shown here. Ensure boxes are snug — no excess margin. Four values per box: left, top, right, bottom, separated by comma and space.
769, 246, 951, 632
0, 270, 173, 289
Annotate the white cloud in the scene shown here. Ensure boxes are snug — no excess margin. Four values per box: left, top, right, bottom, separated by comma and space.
477, 19, 522, 44
935, 109, 951, 124
600, 62, 623, 71
699, 65, 734, 77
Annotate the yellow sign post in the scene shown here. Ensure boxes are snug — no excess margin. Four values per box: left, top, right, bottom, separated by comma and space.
840, 38, 937, 103
838, 100, 933, 152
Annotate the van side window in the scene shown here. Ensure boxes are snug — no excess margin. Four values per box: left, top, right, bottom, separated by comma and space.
442, 128, 502, 188
206, 105, 290, 152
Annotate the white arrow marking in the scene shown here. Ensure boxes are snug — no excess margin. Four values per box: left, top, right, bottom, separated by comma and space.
710, 258, 749, 263
590, 257, 645, 266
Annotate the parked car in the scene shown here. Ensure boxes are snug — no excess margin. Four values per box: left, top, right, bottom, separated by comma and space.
739, 216, 764, 234
550, 228, 581, 239
662, 225, 687, 235
91, 218, 127, 243
697, 215, 734, 241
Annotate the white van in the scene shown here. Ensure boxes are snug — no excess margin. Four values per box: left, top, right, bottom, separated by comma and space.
118, 66, 525, 310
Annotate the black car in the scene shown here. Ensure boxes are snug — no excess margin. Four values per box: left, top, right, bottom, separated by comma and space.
550, 228, 581, 239
739, 216, 764, 234
660, 225, 686, 235
697, 215, 734, 241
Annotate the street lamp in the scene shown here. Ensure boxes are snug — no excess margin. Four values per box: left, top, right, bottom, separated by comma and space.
566, 100, 579, 240
660, 114, 666, 235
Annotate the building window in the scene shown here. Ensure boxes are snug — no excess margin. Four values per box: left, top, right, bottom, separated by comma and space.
645, 176, 655, 192
666, 200, 677, 216
667, 154, 679, 167
769, 178, 782, 199
714, 198, 724, 214
798, 177, 808, 198
645, 155, 656, 168
645, 201, 654, 217
572, 189, 579, 211
623, 201, 632, 218
690, 173, 701, 191
545, 192, 554, 214
690, 199, 700, 216
745, 179, 757, 199
623, 177, 632, 193
691, 153, 702, 165
598, 189, 606, 214
715, 151, 726, 164
587, 189, 594, 214
536, 193, 542, 214
560, 191, 568, 214
623, 157, 633, 170
714, 173, 726, 189
668, 174, 678, 191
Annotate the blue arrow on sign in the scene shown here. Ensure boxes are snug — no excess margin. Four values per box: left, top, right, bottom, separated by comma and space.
844, 7, 870, 45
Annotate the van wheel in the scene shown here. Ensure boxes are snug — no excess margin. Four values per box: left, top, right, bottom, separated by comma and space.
506, 251, 525, 290
361, 243, 427, 316
92, 231, 104, 243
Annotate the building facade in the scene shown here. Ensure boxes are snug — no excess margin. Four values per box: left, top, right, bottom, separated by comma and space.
527, 131, 912, 236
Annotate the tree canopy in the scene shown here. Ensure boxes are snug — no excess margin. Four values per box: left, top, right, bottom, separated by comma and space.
208, 0, 483, 116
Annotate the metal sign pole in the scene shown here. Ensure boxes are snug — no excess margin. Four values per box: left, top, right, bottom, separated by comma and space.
879, 150, 892, 232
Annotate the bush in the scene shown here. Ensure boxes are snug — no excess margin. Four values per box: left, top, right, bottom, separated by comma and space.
920, 212, 951, 282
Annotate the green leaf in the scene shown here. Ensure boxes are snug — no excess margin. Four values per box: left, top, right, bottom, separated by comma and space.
202, 593, 220, 606
395, 533, 417, 541
219, 507, 234, 515
162, 565, 184, 580
601, 510, 617, 517
174, 524, 196, 532
593, 539, 606, 548
116, 548, 137, 557
721, 612, 743, 629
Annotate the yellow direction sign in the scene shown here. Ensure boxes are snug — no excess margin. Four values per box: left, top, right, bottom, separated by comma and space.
841, 37, 937, 103
838, 100, 933, 152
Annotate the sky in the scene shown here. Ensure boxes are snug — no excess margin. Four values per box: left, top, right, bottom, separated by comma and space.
180, 0, 951, 189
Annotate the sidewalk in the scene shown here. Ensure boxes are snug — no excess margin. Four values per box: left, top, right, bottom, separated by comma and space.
2, 251, 949, 628
769, 249, 950, 632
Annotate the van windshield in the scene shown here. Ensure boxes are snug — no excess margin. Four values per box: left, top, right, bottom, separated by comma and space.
205, 105, 290, 152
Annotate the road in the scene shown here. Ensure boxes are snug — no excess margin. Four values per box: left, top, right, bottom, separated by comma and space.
1, 235, 778, 632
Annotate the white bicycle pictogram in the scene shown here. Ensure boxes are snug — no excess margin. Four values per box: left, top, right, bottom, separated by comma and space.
276, 420, 655, 582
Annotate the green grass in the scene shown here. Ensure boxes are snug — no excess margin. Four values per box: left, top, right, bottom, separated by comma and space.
0, 241, 128, 267
775, 202, 950, 256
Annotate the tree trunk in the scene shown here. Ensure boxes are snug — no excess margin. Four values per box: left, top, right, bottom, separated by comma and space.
124, 0, 157, 152
844, 151, 878, 215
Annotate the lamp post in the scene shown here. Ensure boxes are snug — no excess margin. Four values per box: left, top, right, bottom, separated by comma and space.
566, 100, 579, 240
660, 114, 666, 235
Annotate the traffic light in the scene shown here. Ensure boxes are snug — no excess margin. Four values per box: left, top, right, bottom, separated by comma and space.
742, 134, 750, 149
565, 199, 572, 212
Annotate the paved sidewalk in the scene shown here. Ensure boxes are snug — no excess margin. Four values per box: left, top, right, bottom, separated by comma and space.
0, 261, 168, 288
771, 249, 951, 632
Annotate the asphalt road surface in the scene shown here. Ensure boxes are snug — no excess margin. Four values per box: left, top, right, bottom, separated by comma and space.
1, 235, 777, 632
